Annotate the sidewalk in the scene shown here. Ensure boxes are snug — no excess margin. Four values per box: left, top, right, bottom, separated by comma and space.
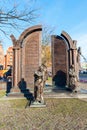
1, 88, 87, 101
0, 81, 87, 100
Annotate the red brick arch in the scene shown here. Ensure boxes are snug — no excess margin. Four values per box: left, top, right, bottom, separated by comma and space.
19, 25, 42, 43
61, 31, 74, 49
11, 25, 42, 89
52, 31, 78, 88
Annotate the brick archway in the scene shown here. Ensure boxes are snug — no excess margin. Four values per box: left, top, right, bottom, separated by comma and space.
11, 25, 42, 89
51, 31, 78, 88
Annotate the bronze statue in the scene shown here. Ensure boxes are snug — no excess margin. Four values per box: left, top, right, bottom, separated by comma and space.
69, 64, 77, 92
34, 64, 48, 104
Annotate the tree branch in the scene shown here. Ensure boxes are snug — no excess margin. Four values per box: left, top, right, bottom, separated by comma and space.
0, 1, 38, 35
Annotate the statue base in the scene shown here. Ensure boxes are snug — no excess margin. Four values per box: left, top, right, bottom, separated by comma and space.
30, 101, 46, 107
6, 87, 24, 97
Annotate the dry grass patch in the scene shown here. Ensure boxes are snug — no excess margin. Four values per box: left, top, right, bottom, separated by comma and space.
0, 90, 6, 98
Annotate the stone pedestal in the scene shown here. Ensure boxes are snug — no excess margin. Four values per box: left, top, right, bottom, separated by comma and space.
6, 87, 24, 97
30, 101, 46, 108
7, 92, 24, 97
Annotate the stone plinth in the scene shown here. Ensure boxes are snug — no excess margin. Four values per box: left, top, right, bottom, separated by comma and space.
30, 101, 46, 108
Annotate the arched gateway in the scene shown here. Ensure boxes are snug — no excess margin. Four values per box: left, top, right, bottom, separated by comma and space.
10, 25, 42, 90
51, 31, 80, 89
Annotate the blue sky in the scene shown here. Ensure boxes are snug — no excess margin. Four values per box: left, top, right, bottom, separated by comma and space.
0, 0, 87, 61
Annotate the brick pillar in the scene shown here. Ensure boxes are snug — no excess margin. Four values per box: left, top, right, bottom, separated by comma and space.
12, 46, 20, 87
10, 35, 20, 89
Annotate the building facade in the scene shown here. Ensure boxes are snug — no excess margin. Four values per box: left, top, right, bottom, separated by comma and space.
4, 47, 13, 70
0, 43, 4, 70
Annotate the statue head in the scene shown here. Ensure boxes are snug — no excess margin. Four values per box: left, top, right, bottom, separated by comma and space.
70, 64, 74, 70
38, 66, 42, 72
71, 64, 74, 67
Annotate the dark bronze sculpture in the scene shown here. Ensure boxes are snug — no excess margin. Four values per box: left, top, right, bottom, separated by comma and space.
34, 64, 48, 104
69, 64, 77, 92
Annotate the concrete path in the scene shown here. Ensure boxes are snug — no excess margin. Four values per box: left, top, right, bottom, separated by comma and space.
0, 81, 87, 101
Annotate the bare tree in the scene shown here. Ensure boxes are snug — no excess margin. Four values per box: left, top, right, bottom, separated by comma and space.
42, 25, 55, 66
0, 0, 38, 35
42, 25, 55, 45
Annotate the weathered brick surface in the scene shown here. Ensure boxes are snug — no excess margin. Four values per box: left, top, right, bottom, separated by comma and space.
11, 25, 42, 89
51, 31, 80, 89
22, 32, 41, 88
52, 35, 68, 87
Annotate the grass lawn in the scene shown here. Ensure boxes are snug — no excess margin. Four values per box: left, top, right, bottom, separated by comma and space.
46, 77, 52, 85
0, 90, 6, 98
0, 98, 87, 130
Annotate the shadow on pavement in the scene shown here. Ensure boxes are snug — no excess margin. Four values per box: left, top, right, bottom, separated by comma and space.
18, 78, 34, 107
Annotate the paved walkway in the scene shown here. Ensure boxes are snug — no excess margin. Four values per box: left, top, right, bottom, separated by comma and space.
0, 82, 87, 101
0, 96, 87, 130
1, 88, 87, 102
0, 82, 87, 130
